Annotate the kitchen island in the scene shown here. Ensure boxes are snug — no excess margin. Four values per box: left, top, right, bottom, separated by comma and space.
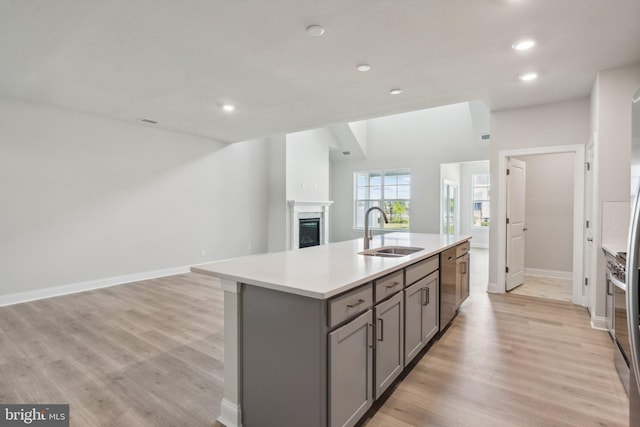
193, 232, 471, 427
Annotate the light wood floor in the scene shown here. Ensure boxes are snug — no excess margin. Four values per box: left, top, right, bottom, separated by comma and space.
0, 250, 629, 427
363, 250, 628, 426
0, 274, 224, 426
509, 274, 573, 302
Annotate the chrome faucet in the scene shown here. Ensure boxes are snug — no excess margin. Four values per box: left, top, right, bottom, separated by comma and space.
364, 206, 389, 250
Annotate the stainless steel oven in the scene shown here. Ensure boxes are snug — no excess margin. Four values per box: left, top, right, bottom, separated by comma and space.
608, 254, 630, 395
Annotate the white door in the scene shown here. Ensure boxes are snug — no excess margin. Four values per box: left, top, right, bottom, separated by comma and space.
506, 158, 527, 291
583, 138, 595, 309
442, 181, 458, 236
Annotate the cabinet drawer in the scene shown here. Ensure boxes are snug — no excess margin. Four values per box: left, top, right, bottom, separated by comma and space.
405, 255, 439, 286
375, 270, 404, 302
456, 241, 470, 258
329, 284, 373, 329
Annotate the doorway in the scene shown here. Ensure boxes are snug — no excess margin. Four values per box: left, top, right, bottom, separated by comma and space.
497, 145, 585, 305
505, 153, 576, 302
440, 161, 490, 244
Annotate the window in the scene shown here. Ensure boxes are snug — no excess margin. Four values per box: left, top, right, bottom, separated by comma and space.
472, 174, 490, 227
354, 169, 410, 230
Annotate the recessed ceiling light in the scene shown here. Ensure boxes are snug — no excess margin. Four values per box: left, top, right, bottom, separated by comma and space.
390, 89, 403, 95
512, 39, 535, 51
306, 25, 325, 37
222, 104, 237, 112
518, 72, 538, 81
356, 64, 371, 72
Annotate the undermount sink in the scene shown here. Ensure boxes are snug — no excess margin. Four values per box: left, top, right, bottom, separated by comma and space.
359, 246, 424, 257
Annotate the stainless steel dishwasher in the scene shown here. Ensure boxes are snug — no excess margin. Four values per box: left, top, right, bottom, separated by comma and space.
440, 241, 471, 329
440, 246, 457, 328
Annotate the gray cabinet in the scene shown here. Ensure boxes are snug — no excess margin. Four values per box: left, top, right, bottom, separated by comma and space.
457, 253, 470, 305
329, 309, 374, 427
404, 271, 439, 365
374, 291, 404, 399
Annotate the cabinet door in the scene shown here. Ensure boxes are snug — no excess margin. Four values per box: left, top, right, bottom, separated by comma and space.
329, 310, 373, 427
457, 253, 470, 305
374, 292, 404, 399
423, 274, 439, 344
404, 271, 439, 366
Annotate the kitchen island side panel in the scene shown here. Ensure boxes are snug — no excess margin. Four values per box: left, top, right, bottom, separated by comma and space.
242, 284, 327, 427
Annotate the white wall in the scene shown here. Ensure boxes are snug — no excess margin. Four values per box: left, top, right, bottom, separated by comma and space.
440, 162, 461, 184
489, 97, 590, 289
515, 153, 574, 274
590, 63, 640, 319
331, 102, 489, 242
0, 97, 269, 297
459, 161, 490, 247
286, 128, 331, 201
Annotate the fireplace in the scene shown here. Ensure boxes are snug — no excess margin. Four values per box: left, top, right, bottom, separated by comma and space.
299, 218, 321, 248
288, 201, 333, 250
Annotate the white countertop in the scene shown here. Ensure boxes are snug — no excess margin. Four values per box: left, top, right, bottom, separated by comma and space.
192, 232, 471, 299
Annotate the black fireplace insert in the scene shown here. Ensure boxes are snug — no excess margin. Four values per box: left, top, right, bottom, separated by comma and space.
299, 218, 321, 248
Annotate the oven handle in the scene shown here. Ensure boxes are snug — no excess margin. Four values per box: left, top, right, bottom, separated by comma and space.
610, 274, 627, 291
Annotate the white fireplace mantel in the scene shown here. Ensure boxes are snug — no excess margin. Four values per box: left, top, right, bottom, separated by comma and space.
288, 200, 333, 250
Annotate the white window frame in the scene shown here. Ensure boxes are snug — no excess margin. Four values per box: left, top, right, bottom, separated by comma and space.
353, 169, 411, 231
471, 173, 490, 229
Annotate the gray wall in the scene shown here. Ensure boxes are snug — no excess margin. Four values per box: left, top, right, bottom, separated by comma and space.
331, 102, 489, 242
267, 135, 287, 253
0, 96, 270, 296
514, 153, 574, 274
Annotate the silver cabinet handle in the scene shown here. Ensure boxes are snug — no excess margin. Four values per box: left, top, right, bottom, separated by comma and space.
523, 227, 528, 231
377, 318, 384, 341
422, 287, 429, 305
462, 262, 467, 274
347, 299, 365, 308
386, 281, 400, 290
587, 237, 593, 242
368, 323, 374, 349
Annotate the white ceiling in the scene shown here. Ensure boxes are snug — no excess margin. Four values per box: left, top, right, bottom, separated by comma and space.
1, 0, 639, 143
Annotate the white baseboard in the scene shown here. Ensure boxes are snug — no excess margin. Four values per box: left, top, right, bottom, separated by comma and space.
487, 282, 501, 293
590, 316, 609, 331
470, 242, 489, 249
0, 265, 191, 307
525, 268, 573, 280
218, 398, 242, 427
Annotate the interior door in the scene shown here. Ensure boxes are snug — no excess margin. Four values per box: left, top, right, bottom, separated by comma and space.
583, 138, 595, 310
506, 157, 527, 291
443, 181, 458, 236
